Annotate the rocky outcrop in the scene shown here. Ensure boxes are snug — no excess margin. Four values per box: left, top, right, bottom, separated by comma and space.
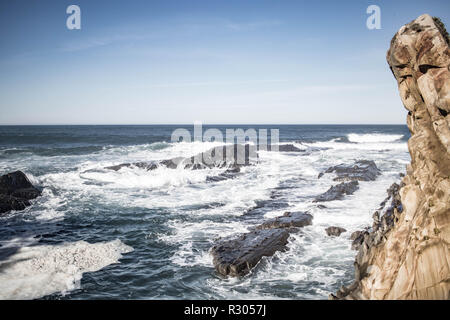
106, 144, 257, 172
211, 229, 290, 277
0, 171, 41, 215
325, 226, 347, 237
255, 212, 313, 230
106, 143, 306, 173
211, 212, 312, 277
336, 14, 450, 300
318, 160, 380, 181
313, 181, 359, 202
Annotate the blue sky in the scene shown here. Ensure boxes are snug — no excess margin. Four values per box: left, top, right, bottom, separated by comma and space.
0, 0, 449, 125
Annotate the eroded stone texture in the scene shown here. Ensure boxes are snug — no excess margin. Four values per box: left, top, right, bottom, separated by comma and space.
337, 14, 450, 300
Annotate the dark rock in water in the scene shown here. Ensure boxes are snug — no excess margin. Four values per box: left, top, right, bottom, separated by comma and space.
0, 194, 31, 213
185, 144, 257, 169
211, 211, 313, 277
244, 199, 289, 216
316, 204, 327, 209
313, 181, 359, 202
206, 165, 242, 182
318, 160, 381, 181
105, 161, 159, 171
0, 171, 41, 215
325, 226, 347, 237
211, 228, 290, 277
105, 144, 256, 171
276, 144, 305, 152
255, 212, 313, 230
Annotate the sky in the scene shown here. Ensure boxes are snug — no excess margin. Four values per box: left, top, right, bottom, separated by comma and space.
0, 0, 449, 125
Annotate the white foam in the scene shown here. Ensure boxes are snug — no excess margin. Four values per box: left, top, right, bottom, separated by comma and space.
347, 133, 404, 143
0, 239, 133, 300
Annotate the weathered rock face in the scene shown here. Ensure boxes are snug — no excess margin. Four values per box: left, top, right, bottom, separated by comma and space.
0, 171, 41, 215
338, 14, 450, 300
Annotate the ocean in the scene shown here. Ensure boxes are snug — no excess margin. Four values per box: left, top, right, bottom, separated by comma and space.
0, 125, 410, 300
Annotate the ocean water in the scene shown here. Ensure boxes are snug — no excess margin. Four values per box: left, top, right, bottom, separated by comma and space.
0, 125, 410, 300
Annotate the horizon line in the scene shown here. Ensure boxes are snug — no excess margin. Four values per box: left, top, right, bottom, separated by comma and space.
0, 123, 407, 126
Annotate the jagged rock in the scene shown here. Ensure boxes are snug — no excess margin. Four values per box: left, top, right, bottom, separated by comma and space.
325, 226, 347, 237
0, 171, 41, 215
313, 181, 359, 202
211, 211, 313, 277
350, 230, 369, 250
340, 14, 450, 300
105, 144, 256, 171
255, 212, 313, 230
318, 160, 380, 181
211, 229, 290, 277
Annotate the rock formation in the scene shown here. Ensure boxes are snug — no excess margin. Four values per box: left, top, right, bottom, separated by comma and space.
0, 171, 41, 215
211, 212, 312, 277
335, 14, 450, 300
313, 181, 359, 202
325, 226, 347, 237
318, 160, 380, 181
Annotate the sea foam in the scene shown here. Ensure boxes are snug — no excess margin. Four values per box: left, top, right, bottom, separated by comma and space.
0, 239, 133, 300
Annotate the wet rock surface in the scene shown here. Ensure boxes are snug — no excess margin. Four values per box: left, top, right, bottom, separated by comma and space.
313, 181, 359, 202
325, 226, 347, 237
211, 229, 290, 277
0, 171, 41, 215
318, 160, 381, 182
206, 165, 242, 182
106, 143, 310, 173
105, 144, 257, 172
211, 212, 312, 277
255, 212, 313, 230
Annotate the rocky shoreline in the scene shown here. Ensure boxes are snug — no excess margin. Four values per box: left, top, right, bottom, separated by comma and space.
209, 159, 382, 278
333, 14, 450, 299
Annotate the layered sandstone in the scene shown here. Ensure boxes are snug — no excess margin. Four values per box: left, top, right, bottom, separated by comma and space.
337, 14, 450, 300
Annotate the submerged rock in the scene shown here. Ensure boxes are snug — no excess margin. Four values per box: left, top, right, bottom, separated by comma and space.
276, 144, 305, 152
318, 160, 380, 181
325, 226, 347, 237
313, 181, 359, 202
206, 165, 242, 182
0, 171, 41, 215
